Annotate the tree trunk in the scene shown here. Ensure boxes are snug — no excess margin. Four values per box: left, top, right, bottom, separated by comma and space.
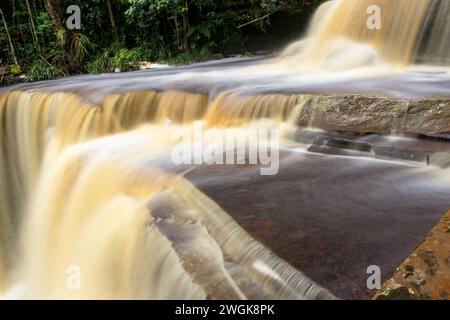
25, 0, 41, 54
0, 8, 18, 65
106, 0, 116, 29
171, 0, 180, 49
175, 15, 180, 50
182, 0, 190, 52
44, 0, 83, 72
44, 0, 63, 29
11, 0, 27, 44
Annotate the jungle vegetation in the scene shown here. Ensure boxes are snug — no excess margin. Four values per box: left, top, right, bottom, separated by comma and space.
0, 0, 325, 84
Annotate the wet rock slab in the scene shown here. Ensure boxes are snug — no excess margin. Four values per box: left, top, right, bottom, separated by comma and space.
294, 129, 450, 166
185, 150, 450, 299
296, 95, 450, 138
375, 211, 450, 300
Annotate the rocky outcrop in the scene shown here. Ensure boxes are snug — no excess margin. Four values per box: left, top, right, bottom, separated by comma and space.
296, 95, 450, 138
404, 100, 450, 137
375, 211, 450, 300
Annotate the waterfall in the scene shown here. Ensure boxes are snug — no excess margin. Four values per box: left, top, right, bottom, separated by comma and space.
282, 0, 450, 68
0, 90, 335, 299
0, 0, 449, 299
415, 0, 450, 65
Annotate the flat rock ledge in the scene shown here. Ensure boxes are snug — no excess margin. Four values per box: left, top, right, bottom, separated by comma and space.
296, 95, 450, 139
374, 211, 450, 300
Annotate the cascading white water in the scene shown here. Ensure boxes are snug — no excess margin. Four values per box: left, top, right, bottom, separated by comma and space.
281, 0, 450, 68
0, 0, 449, 299
416, 0, 450, 65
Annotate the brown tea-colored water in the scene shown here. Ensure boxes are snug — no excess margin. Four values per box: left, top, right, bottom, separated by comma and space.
0, 0, 449, 299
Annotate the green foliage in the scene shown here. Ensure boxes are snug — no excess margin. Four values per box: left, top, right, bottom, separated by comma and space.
86, 50, 110, 74
188, 12, 217, 50
0, 0, 326, 82
111, 48, 142, 71
56, 28, 66, 49
10, 64, 22, 75
29, 61, 63, 81
87, 46, 146, 73
74, 34, 92, 62
162, 48, 213, 65
35, 12, 54, 36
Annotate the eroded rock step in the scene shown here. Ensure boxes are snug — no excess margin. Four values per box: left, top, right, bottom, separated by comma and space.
185, 150, 450, 299
375, 211, 450, 300
294, 129, 450, 166
147, 185, 335, 300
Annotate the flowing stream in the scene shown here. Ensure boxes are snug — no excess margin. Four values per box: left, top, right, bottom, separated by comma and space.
0, 0, 449, 299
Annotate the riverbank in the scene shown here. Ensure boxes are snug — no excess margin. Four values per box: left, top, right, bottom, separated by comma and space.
0, 51, 272, 87
375, 211, 450, 300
